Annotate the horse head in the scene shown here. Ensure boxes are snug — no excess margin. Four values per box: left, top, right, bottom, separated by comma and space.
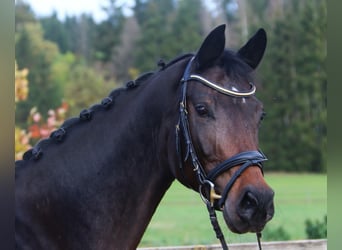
173, 25, 274, 235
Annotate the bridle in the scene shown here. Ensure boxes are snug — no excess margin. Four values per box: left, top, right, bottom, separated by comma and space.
175, 57, 267, 250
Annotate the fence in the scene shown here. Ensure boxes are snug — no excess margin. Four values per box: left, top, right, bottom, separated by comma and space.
138, 239, 327, 250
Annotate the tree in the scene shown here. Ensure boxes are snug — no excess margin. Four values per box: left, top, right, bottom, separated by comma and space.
15, 0, 36, 31
64, 16, 80, 54
94, 0, 125, 62
15, 61, 66, 161
219, 0, 284, 46
111, 16, 140, 81
61, 56, 115, 116
132, 0, 175, 72
258, 0, 327, 172
133, 0, 205, 73
15, 61, 31, 160
40, 12, 69, 53
15, 23, 62, 125
170, 0, 203, 55
15, 61, 29, 105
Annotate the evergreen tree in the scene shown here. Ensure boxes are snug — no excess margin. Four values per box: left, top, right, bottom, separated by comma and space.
133, 0, 206, 73
259, 0, 327, 172
40, 12, 69, 53
51, 14, 97, 63
64, 16, 80, 54
75, 14, 98, 62
133, 0, 150, 25
94, 0, 125, 62
170, 0, 203, 55
133, 0, 175, 72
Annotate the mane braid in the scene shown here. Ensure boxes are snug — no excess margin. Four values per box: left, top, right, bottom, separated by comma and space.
19, 53, 194, 162
19, 71, 156, 162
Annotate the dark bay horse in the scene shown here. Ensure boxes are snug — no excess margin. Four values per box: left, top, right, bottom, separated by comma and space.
15, 25, 274, 250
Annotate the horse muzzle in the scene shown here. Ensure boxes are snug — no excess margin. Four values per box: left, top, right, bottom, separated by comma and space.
223, 185, 275, 233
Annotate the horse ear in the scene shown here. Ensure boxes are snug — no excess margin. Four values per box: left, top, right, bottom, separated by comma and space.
237, 28, 267, 69
194, 24, 226, 70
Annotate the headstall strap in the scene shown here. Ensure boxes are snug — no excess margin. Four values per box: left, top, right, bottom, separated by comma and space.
176, 56, 266, 250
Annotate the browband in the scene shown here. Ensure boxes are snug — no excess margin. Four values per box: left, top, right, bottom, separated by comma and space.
187, 74, 256, 97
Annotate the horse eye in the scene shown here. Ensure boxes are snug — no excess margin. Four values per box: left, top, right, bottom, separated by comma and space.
195, 104, 209, 117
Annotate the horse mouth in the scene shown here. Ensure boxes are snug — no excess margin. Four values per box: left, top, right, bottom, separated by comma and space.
222, 208, 268, 234
221, 189, 275, 234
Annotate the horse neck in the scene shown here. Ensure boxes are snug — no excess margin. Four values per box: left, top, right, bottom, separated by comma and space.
16, 58, 190, 250
88, 61, 189, 248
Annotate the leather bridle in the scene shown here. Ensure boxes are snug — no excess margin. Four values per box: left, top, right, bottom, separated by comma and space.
175, 57, 267, 249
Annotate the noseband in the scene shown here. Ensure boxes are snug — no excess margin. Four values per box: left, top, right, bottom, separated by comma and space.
175, 57, 267, 249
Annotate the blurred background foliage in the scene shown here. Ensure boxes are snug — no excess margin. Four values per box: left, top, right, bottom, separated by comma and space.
15, 0, 326, 173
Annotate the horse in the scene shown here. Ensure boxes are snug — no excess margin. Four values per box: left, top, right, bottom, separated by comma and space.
15, 24, 274, 250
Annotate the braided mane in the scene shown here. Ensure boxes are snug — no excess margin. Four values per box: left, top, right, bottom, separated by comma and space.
19, 54, 194, 162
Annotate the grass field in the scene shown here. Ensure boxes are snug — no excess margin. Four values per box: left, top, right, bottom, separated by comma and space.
138, 173, 326, 247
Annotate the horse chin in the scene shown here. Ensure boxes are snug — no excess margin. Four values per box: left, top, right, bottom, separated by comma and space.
222, 207, 248, 234
222, 203, 266, 234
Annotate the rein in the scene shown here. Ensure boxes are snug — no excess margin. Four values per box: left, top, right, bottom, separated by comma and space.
175, 57, 267, 250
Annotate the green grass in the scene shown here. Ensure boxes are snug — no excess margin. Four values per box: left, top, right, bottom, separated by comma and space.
138, 173, 326, 247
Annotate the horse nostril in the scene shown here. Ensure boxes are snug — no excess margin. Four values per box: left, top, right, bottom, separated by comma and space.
241, 191, 258, 209
238, 191, 259, 222
238, 189, 275, 225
